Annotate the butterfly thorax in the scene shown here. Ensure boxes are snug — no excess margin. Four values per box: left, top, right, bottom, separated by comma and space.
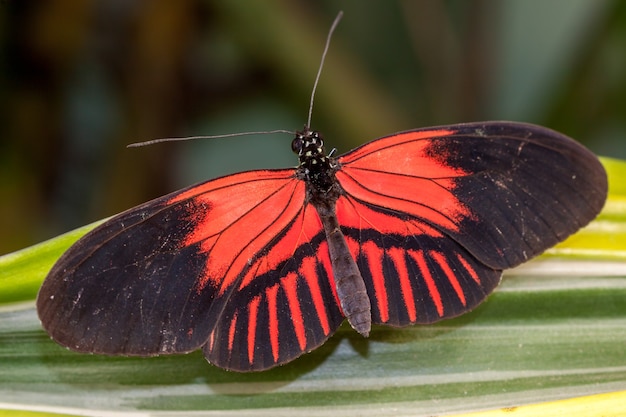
292, 129, 341, 209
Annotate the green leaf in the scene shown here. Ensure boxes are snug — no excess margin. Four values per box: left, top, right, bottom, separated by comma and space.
0, 158, 623, 416
0, 221, 104, 305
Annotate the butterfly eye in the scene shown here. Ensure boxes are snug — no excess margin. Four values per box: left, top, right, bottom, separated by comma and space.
291, 136, 304, 155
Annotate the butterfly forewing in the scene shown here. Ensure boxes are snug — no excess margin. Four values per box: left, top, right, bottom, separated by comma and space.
337, 122, 607, 270
37, 168, 318, 358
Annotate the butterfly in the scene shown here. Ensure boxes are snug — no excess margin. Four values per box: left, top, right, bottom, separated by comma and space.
37, 121, 607, 371
36, 13, 607, 372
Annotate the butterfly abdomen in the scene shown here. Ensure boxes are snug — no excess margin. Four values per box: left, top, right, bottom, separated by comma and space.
319, 209, 371, 336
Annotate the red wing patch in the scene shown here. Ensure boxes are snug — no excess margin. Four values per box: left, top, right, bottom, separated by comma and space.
337, 130, 473, 232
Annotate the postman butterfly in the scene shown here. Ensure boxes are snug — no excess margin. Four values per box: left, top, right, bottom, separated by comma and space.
37, 13, 607, 372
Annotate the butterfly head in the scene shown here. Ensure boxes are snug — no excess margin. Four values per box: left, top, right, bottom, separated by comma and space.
292, 128, 325, 158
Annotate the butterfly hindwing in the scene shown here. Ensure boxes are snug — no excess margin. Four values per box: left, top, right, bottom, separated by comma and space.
335, 195, 501, 325
203, 204, 345, 371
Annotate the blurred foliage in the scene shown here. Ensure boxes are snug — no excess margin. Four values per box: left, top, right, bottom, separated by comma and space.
1, 0, 625, 255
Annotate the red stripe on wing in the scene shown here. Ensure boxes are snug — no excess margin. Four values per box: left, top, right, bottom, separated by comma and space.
432, 251, 466, 306
266, 284, 280, 363
360, 240, 389, 323
228, 311, 238, 354
247, 295, 261, 364
300, 256, 331, 335
410, 250, 444, 317
456, 254, 480, 284
283, 272, 307, 351
387, 247, 417, 322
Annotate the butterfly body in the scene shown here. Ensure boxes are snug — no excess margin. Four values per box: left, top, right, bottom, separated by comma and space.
293, 128, 372, 336
37, 121, 607, 371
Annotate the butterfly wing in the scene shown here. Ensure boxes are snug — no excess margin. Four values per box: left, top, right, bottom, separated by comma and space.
37, 169, 344, 371
335, 121, 607, 325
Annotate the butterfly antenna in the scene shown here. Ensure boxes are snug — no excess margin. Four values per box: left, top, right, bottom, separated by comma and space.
306, 11, 343, 129
127, 129, 293, 148
131, 11, 343, 148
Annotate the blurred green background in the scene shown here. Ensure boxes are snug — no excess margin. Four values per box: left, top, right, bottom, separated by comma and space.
1, 0, 624, 255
